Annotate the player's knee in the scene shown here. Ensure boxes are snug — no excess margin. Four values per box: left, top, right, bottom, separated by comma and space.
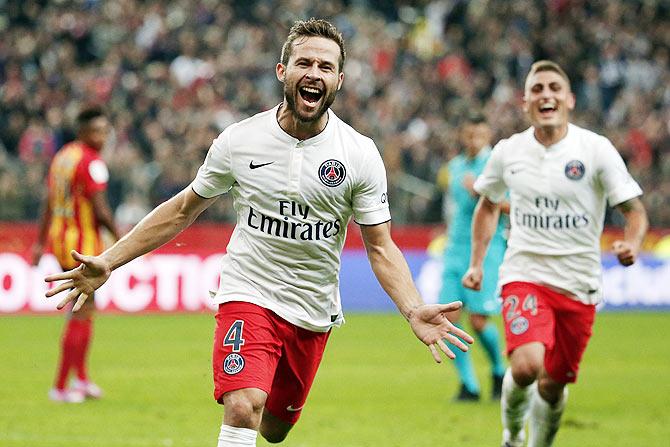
510, 358, 542, 385
469, 313, 487, 332
223, 392, 265, 427
259, 410, 292, 443
537, 375, 565, 404
260, 427, 289, 444
509, 343, 544, 385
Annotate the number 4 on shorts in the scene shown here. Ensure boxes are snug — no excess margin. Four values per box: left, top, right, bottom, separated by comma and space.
224, 320, 245, 352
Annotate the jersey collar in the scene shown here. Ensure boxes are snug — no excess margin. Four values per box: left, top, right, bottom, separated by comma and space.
528, 124, 575, 152
271, 104, 336, 146
475, 145, 492, 161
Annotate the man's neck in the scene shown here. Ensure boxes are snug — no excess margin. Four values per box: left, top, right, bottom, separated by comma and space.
276, 103, 328, 141
465, 147, 482, 160
79, 139, 100, 152
534, 124, 569, 147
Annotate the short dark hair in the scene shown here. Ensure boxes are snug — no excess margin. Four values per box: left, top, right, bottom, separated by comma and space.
76, 106, 105, 129
525, 60, 571, 91
462, 110, 487, 126
280, 18, 346, 72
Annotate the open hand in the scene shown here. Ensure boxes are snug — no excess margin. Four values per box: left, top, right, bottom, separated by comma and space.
45, 250, 112, 311
408, 302, 474, 363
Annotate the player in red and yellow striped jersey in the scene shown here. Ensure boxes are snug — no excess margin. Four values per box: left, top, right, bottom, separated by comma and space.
33, 107, 120, 403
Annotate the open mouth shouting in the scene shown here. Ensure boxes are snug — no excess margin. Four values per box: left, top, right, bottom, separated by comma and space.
299, 85, 324, 108
538, 101, 558, 118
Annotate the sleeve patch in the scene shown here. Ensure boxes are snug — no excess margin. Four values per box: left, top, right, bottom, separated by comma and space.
88, 160, 109, 184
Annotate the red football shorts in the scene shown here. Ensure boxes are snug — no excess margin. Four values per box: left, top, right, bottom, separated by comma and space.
500, 282, 596, 383
212, 301, 330, 424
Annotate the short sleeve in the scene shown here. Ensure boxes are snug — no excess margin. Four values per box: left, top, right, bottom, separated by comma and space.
352, 142, 391, 225
81, 157, 108, 197
473, 142, 507, 203
191, 128, 236, 198
596, 137, 643, 206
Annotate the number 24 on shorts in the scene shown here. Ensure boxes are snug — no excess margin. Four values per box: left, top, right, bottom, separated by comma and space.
504, 294, 538, 321
224, 320, 246, 352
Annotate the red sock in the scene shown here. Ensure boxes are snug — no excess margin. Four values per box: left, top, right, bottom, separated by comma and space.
74, 319, 93, 381
54, 319, 81, 390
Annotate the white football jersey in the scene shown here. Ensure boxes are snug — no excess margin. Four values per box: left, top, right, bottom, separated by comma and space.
475, 124, 642, 304
192, 105, 390, 331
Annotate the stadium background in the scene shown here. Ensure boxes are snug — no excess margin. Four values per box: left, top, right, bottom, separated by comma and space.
1, 0, 669, 311
1, 2, 669, 446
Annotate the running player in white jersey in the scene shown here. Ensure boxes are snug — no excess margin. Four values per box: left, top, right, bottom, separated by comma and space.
44, 19, 473, 446
462, 60, 648, 447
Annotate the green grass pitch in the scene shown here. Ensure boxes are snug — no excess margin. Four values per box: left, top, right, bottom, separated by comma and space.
1, 312, 668, 446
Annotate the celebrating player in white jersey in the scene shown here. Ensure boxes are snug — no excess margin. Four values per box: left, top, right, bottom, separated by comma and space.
44, 19, 473, 447
462, 60, 648, 447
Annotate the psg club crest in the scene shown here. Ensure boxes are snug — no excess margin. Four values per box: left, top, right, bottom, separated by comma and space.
223, 353, 245, 375
318, 159, 346, 187
564, 160, 585, 180
510, 316, 529, 335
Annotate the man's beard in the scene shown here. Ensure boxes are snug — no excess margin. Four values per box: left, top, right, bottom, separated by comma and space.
284, 83, 337, 123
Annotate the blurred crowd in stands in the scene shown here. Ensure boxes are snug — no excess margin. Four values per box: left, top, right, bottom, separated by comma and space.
1, 0, 669, 229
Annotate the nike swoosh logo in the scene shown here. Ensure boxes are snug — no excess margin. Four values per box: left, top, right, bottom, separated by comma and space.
286, 404, 304, 412
249, 160, 275, 169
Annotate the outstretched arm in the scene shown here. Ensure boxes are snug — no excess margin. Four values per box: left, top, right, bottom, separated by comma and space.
45, 187, 217, 310
612, 197, 648, 266
360, 222, 473, 363
462, 195, 501, 290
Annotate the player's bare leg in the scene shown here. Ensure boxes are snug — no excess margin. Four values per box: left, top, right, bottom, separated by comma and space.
219, 388, 266, 446
527, 369, 568, 447
501, 342, 544, 447
259, 409, 294, 443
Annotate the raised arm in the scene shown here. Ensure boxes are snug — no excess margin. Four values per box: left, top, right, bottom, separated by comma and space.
462, 195, 501, 290
45, 187, 217, 310
612, 197, 648, 266
360, 222, 473, 362
96, 187, 215, 270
